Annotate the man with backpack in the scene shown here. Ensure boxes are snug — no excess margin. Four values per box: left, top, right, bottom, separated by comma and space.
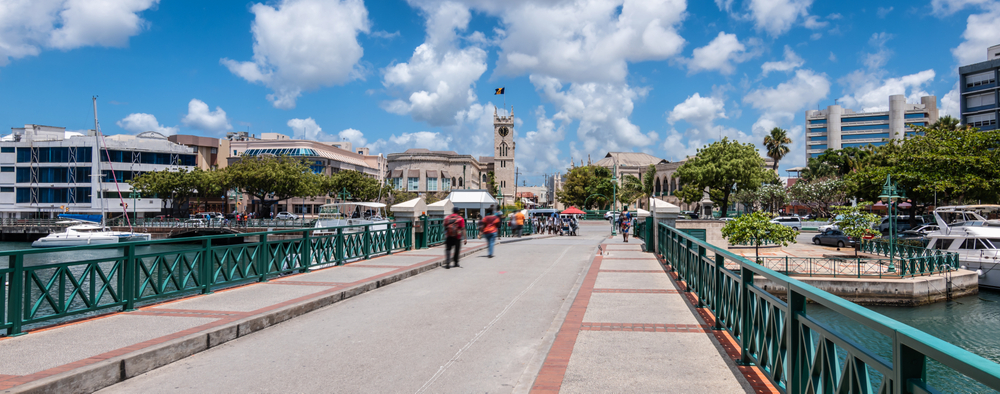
444, 207, 466, 269
479, 208, 500, 258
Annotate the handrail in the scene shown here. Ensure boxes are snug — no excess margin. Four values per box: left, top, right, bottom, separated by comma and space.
1, 221, 412, 336
655, 222, 1000, 392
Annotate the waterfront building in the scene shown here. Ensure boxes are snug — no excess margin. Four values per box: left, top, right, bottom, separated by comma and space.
650, 156, 775, 213
225, 134, 385, 216
803, 95, 939, 158
0, 125, 196, 219
385, 149, 486, 195
594, 152, 667, 210
958, 44, 1000, 131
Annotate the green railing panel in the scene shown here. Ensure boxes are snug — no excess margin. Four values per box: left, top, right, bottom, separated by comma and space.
1, 221, 413, 336
654, 222, 1000, 393
427, 219, 445, 247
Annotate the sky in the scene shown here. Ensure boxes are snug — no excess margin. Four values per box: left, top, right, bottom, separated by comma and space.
0, 0, 998, 186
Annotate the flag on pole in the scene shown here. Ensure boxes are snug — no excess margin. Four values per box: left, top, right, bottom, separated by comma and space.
495, 87, 505, 95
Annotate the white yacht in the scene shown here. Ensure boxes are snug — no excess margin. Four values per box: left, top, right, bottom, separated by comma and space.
925, 205, 1000, 290
31, 221, 151, 248
314, 202, 390, 233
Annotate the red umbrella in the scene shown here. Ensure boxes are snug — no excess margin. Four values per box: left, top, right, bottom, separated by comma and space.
561, 206, 585, 215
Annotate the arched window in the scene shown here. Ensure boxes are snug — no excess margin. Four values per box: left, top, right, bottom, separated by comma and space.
458, 177, 464, 187
661, 178, 668, 194
482, 174, 487, 183
654, 177, 661, 195
452, 177, 456, 188
670, 178, 677, 193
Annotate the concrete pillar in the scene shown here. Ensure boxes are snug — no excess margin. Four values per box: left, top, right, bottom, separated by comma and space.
390, 197, 427, 248
650, 197, 680, 253
426, 199, 453, 219
828, 105, 842, 150
889, 94, 906, 140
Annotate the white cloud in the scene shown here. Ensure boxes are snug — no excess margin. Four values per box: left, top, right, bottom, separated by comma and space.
747, 0, 813, 36
515, 106, 567, 175
668, 93, 726, 130
802, 15, 827, 29
715, 0, 735, 12
287, 117, 325, 140
491, 0, 687, 83
941, 83, 961, 118
932, 0, 993, 14
0, 0, 158, 67
829, 52, 837, 62
838, 70, 936, 112
532, 75, 656, 160
116, 113, 178, 135
181, 99, 232, 133
876, 6, 894, 18
663, 92, 751, 160
952, 3, 1000, 65
687, 32, 754, 75
338, 128, 367, 147
761, 45, 804, 76
371, 131, 452, 154
744, 69, 830, 167
221, 0, 370, 109
863, 32, 893, 71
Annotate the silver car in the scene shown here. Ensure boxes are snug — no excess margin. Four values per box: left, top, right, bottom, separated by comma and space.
770, 216, 802, 231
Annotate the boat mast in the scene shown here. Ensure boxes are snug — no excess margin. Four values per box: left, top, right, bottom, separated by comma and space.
93, 96, 106, 227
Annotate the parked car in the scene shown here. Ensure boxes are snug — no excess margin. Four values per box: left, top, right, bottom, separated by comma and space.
817, 215, 844, 233
876, 215, 928, 234
719, 217, 736, 222
275, 212, 299, 220
812, 229, 855, 248
681, 211, 699, 219
604, 211, 620, 221
770, 216, 802, 231
899, 224, 939, 239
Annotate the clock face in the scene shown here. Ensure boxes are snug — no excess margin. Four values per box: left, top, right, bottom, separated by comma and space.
498, 126, 509, 137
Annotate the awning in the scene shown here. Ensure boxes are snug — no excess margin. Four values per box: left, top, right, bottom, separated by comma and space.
426, 170, 439, 178
391, 169, 403, 178
441, 170, 450, 178
407, 169, 420, 178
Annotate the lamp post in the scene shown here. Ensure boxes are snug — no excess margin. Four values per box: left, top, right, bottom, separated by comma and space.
611, 165, 619, 236
878, 175, 905, 273
129, 190, 139, 222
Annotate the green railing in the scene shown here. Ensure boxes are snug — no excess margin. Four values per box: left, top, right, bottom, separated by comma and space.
1, 222, 412, 337
426, 219, 445, 247
465, 222, 479, 239
633, 218, 646, 241
655, 222, 1000, 393
752, 255, 957, 278
859, 238, 958, 277
111, 217, 315, 229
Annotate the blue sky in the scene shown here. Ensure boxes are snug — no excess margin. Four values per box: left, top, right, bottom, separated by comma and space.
1, 0, 997, 185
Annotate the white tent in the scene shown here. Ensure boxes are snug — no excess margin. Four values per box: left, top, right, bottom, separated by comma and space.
446, 189, 499, 217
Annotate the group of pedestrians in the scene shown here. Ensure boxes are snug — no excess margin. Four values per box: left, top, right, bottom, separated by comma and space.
443, 207, 528, 268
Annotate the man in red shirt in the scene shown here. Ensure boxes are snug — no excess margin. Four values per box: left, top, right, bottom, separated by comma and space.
479, 208, 500, 258
443, 207, 466, 269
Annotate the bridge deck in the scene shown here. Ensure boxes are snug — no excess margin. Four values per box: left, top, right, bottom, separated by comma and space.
0, 224, 775, 393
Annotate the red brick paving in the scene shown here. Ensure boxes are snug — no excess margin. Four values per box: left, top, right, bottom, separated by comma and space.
579, 323, 711, 332
591, 288, 679, 294
598, 269, 664, 273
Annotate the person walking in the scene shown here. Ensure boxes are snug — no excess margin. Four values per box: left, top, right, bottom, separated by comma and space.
619, 211, 631, 242
479, 208, 500, 258
513, 210, 525, 238
443, 207, 466, 269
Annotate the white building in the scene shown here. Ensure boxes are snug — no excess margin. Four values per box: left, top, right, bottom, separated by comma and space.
804, 95, 939, 158
0, 125, 197, 219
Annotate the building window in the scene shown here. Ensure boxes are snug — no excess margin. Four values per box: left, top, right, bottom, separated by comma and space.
842, 115, 889, 123
842, 124, 889, 131
442, 177, 451, 191
967, 113, 997, 128
842, 133, 890, 140
391, 178, 402, 190
904, 113, 927, 119
408, 177, 419, 191
0, 166, 13, 172
966, 92, 996, 109
811, 144, 828, 150
15, 187, 91, 203
966, 71, 996, 88
808, 119, 827, 124
458, 177, 464, 187
210, 148, 218, 154
427, 177, 437, 191
808, 136, 827, 141
0, 147, 14, 153
17, 147, 93, 163
0, 187, 13, 192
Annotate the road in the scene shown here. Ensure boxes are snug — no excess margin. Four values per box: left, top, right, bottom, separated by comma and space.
99, 225, 606, 393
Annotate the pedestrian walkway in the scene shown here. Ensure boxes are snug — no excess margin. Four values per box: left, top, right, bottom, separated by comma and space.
531, 235, 779, 393
0, 235, 533, 393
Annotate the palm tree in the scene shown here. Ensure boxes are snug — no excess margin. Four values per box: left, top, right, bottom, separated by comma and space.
763, 127, 792, 171
931, 115, 961, 131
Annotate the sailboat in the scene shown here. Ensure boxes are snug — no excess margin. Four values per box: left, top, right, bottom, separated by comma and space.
31, 98, 151, 248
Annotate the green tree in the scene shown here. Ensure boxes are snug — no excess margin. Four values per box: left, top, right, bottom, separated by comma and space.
226, 156, 324, 216
789, 178, 847, 218
486, 171, 497, 196
831, 203, 880, 255
763, 127, 791, 171
322, 170, 391, 202
556, 165, 614, 209
617, 174, 644, 208
188, 168, 229, 213
129, 169, 198, 217
675, 138, 769, 217
721, 211, 798, 260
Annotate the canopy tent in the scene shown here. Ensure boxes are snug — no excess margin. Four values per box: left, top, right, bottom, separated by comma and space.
561, 206, 585, 215
446, 189, 499, 218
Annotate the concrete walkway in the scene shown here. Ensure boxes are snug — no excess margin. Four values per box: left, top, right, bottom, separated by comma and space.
531, 235, 776, 393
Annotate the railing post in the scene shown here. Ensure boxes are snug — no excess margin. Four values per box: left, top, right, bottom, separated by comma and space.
714, 253, 725, 330
257, 234, 269, 282
386, 225, 393, 255
787, 287, 807, 393
894, 337, 927, 394
124, 244, 136, 311
301, 230, 312, 273
201, 238, 214, 294
739, 265, 754, 366
8, 254, 24, 336
696, 245, 706, 307
335, 228, 345, 264
421, 216, 429, 249
364, 224, 372, 260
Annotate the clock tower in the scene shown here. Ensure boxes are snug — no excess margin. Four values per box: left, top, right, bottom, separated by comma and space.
493, 106, 515, 205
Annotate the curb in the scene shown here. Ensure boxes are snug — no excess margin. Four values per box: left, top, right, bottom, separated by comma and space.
5, 244, 489, 394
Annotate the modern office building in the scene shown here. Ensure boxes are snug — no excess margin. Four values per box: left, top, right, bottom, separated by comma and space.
0, 125, 197, 219
958, 44, 1000, 131
803, 95, 939, 158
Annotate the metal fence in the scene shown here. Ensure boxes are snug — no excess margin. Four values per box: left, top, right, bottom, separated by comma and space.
1, 222, 412, 337
109, 217, 315, 229
656, 222, 1000, 393
860, 238, 958, 277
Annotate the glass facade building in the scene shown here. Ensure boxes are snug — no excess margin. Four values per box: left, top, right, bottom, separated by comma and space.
958, 45, 1000, 131
803, 95, 939, 158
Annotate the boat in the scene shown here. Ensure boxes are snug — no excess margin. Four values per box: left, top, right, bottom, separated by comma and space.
925, 205, 1000, 290
31, 98, 151, 247
314, 202, 390, 233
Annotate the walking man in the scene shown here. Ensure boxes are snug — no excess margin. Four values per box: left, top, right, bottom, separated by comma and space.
443, 207, 466, 269
513, 210, 525, 238
479, 208, 500, 258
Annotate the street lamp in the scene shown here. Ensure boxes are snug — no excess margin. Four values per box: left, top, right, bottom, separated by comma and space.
611, 165, 619, 236
129, 190, 140, 222
878, 174, 906, 273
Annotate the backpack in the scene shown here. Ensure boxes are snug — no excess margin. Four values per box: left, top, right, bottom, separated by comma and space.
445, 215, 464, 238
